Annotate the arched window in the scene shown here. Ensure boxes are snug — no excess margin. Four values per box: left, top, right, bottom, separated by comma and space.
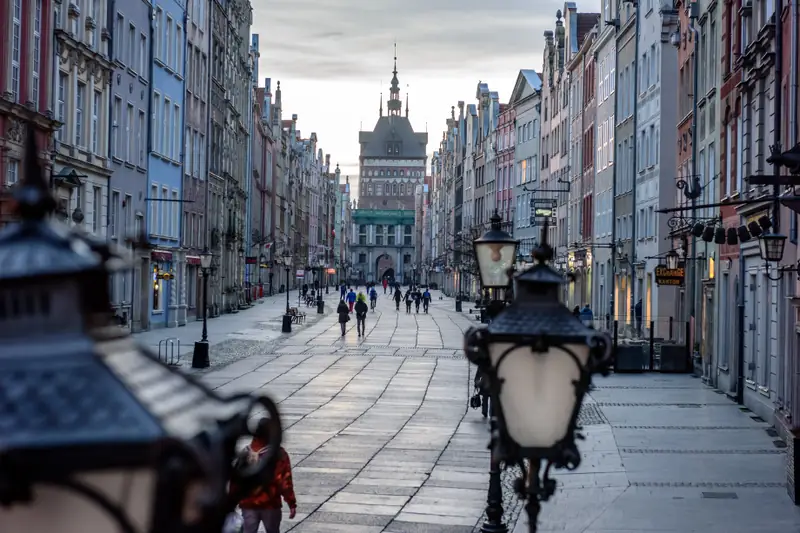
380, 170, 384, 176
376, 183, 382, 195
393, 183, 398, 195
400, 184, 405, 195
393, 170, 398, 176
400, 170, 405, 176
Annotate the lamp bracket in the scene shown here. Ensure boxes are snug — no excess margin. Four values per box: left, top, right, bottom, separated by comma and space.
522, 179, 570, 194
666, 213, 719, 231
764, 260, 800, 281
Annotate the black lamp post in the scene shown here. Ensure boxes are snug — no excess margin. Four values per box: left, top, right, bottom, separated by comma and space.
281, 253, 293, 333
472, 211, 519, 533
464, 222, 613, 533
316, 260, 325, 314
0, 130, 284, 533
192, 248, 213, 368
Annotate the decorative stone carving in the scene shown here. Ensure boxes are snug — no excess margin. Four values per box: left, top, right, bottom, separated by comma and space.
7, 119, 25, 143
68, 2, 80, 18
101, 28, 111, 42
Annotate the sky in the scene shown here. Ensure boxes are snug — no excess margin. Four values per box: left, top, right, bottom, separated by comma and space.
253, 0, 602, 196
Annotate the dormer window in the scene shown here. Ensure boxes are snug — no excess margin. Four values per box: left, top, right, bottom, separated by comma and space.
386, 142, 401, 155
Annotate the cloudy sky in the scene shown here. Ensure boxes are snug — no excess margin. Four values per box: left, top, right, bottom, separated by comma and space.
253, 0, 601, 193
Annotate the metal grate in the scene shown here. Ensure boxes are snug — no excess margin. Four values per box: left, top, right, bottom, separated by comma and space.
612, 425, 766, 430
621, 448, 785, 454
631, 481, 785, 488
701, 492, 739, 499
595, 402, 724, 407
577, 404, 608, 425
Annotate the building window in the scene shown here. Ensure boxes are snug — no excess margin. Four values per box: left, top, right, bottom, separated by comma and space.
11, 0, 21, 102
92, 186, 102, 233
32, 0, 42, 110
166, 16, 174, 69
115, 13, 125, 62
110, 191, 119, 238
150, 184, 158, 234
123, 22, 133, 69
172, 190, 179, 239
138, 110, 146, 166
176, 25, 184, 74
153, 92, 161, 154
164, 97, 172, 156
154, 9, 163, 61
92, 92, 101, 154
161, 187, 169, 235
76, 82, 86, 147
57, 73, 67, 142
125, 103, 134, 162
112, 96, 122, 157
140, 33, 148, 76
174, 104, 181, 160
5, 159, 19, 186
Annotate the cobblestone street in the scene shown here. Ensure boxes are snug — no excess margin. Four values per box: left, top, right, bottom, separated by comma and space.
142, 292, 800, 532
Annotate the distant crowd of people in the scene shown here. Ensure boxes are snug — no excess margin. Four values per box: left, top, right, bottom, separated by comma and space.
335, 279, 432, 337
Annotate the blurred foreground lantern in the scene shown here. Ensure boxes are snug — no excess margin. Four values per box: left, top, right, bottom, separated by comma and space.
463, 221, 612, 533
0, 129, 282, 533
473, 210, 519, 289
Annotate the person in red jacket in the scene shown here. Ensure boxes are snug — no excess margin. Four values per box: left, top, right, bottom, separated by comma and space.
237, 418, 297, 533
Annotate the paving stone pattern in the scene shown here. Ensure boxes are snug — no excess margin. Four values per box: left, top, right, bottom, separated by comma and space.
148, 292, 800, 532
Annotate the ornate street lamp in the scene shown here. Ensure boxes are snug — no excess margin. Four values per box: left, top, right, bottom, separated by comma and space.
474, 211, 519, 290
665, 249, 680, 270
0, 130, 283, 533
464, 223, 613, 533
192, 248, 214, 368
759, 232, 787, 263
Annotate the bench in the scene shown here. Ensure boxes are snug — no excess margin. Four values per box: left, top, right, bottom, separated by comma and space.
288, 307, 306, 324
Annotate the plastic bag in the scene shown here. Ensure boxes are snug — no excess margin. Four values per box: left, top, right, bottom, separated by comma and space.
223, 511, 244, 533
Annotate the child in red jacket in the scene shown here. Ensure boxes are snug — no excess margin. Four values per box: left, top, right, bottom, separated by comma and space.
237, 418, 297, 533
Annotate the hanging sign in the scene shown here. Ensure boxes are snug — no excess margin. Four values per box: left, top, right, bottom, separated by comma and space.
245, 256, 257, 265
655, 265, 685, 286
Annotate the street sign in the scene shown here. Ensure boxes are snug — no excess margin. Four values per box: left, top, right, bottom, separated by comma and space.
654, 265, 685, 286
296, 269, 305, 278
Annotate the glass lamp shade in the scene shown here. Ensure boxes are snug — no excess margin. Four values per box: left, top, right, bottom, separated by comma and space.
759, 233, 787, 262
665, 250, 679, 270
474, 239, 518, 289
488, 341, 589, 448
199, 250, 213, 269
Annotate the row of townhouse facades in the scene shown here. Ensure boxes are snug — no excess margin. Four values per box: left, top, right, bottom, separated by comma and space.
428, 0, 800, 499
0, 0, 349, 332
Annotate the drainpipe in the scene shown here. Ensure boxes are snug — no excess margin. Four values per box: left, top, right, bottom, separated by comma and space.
688, 8, 699, 353
630, 4, 640, 329
772, 0, 783, 233
791, 0, 799, 147
609, 1, 621, 331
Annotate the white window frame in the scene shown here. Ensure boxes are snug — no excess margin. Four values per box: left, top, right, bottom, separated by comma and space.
11, 0, 22, 102
161, 186, 169, 236
110, 191, 120, 238
140, 33, 148, 77
57, 73, 67, 142
128, 22, 137, 72
76, 82, 86, 147
126, 102, 135, 163
6, 159, 19, 186
150, 184, 159, 234
155, 8, 163, 62
174, 104, 181, 160
92, 186, 102, 234
166, 16, 174, 69
176, 24, 184, 75
163, 96, 171, 156
92, 91, 101, 154
171, 190, 180, 239
115, 13, 125, 63
32, 0, 42, 110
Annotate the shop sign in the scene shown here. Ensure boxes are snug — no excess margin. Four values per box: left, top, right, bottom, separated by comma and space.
245, 256, 257, 265
186, 256, 201, 266
295, 269, 305, 278
151, 250, 173, 262
655, 265, 685, 286
326, 268, 336, 274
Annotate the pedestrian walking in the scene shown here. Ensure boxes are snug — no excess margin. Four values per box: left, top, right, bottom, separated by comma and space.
579, 304, 594, 327
382, 278, 388, 294
355, 292, 368, 337
346, 288, 356, 313
422, 288, 431, 313
413, 288, 421, 313
340, 283, 346, 299
393, 287, 402, 311
404, 289, 413, 313
337, 299, 350, 336
369, 286, 378, 311
235, 418, 297, 533
634, 299, 643, 337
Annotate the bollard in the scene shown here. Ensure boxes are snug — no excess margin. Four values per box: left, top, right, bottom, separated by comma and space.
317, 299, 324, 314
282, 314, 292, 333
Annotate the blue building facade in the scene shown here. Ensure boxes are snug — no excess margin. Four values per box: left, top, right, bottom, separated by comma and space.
148, 0, 187, 328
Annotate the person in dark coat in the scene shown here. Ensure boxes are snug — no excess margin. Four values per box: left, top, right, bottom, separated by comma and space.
337, 299, 350, 336
404, 289, 413, 313
354, 292, 369, 337
393, 287, 402, 311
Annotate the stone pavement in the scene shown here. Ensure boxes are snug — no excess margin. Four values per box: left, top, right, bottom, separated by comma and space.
148, 292, 800, 532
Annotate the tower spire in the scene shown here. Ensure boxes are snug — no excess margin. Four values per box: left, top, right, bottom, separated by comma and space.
388, 43, 402, 117
379, 92, 383, 117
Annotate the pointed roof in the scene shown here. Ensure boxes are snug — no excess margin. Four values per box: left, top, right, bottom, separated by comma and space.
359, 116, 428, 158
508, 69, 542, 106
